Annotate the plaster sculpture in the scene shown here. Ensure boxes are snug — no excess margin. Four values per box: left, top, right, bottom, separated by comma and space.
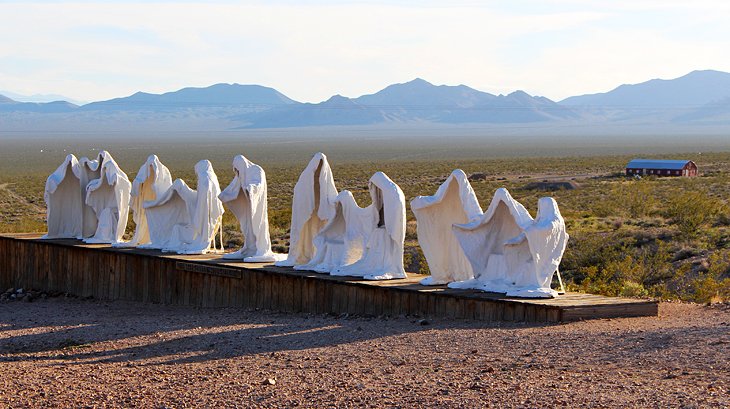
78, 151, 114, 238
331, 172, 407, 280
276, 152, 338, 267
43, 154, 84, 239
83, 155, 132, 244
219, 155, 279, 262
294, 190, 373, 273
115, 155, 173, 248
145, 160, 224, 254
411, 169, 483, 285
449, 188, 568, 298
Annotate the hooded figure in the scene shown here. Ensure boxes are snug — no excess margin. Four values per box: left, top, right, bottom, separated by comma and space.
450, 188, 567, 298
83, 156, 132, 244
331, 172, 406, 280
77, 151, 114, 238
145, 160, 224, 254
43, 154, 84, 239
115, 155, 173, 248
503, 197, 569, 298
219, 155, 277, 262
411, 169, 483, 286
294, 190, 373, 273
276, 152, 338, 267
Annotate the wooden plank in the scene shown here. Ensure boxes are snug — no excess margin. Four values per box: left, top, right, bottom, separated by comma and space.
0, 235, 659, 323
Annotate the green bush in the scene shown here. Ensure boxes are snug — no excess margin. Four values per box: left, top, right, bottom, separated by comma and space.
664, 190, 724, 239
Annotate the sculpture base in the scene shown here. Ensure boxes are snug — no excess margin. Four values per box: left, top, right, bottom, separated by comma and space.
0, 233, 659, 323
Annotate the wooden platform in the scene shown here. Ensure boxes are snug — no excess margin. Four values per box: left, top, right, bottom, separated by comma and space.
0, 234, 658, 322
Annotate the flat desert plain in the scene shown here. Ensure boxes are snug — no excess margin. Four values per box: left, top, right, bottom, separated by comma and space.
1, 297, 728, 408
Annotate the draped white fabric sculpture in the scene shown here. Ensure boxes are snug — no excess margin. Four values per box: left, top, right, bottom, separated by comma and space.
116, 155, 173, 248
450, 188, 568, 298
411, 169, 483, 285
276, 152, 338, 267
83, 156, 132, 244
331, 172, 406, 280
43, 154, 85, 239
145, 160, 224, 254
219, 155, 278, 262
295, 190, 373, 273
78, 151, 113, 238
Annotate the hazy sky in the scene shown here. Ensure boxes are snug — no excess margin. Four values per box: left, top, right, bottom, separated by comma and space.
2, 0, 730, 103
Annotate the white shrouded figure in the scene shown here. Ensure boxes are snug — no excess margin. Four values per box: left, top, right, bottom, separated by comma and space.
145, 160, 224, 255
331, 172, 407, 280
78, 151, 113, 238
450, 188, 568, 298
295, 190, 373, 273
83, 156, 132, 244
116, 155, 173, 248
43, 154, 85, 239
276, 153, 338, 267
503, 197, 569, 297
219, 155, 279, 262
411, 169, 483, 286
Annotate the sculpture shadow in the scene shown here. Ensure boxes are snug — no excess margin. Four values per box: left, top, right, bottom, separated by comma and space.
0, 299, 540, 365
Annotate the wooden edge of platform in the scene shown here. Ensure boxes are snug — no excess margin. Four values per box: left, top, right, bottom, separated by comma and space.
0, 233, 660, 321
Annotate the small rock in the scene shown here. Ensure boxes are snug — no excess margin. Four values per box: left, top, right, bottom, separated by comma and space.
22, 294, 33, 303
418, 319, 430, 326
4, 288, 13, 294
468, 173, 488, 182
16, 288, 24, 294
263, 378, 276, 386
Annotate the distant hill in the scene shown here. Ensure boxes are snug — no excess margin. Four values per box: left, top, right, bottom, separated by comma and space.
0, 90, 86, 105
238, 95, 388, 128
560, 70, 730, 108
354, 78, 496, 107
82, 83, 297, 111
674, 97, 730, 124
3, 70, 730, 131
239, 79, 577, 128
0, 94, 78, 113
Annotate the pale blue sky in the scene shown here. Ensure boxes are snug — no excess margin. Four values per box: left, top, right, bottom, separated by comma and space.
1, 0, 729, 103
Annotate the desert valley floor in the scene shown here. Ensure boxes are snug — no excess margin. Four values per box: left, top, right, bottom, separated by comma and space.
1, 298, 728, 407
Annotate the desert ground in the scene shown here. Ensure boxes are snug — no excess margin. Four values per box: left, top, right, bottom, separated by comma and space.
1, 296, 728, 408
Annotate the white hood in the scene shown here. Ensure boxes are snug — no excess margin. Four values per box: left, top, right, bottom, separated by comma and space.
123, 154, 173, 246
84, 154, 132, 244
411, 169, 483, 285
43, 154, 84, 239
219, 155, 274, 261
277, 152, 338, 266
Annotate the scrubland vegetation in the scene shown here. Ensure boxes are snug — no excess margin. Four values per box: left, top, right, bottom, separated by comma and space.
1, 136, 729, 303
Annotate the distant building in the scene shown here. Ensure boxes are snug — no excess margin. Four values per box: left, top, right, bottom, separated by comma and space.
625, 159, 698, 177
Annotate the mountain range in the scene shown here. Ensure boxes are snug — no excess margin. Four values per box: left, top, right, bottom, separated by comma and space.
2, 70, 730, 130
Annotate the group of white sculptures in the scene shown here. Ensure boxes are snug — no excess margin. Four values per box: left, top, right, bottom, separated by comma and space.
43, 151, 568, 298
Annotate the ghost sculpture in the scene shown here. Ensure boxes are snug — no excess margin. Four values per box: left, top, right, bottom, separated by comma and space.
83, 155, 132, 244
295, 190, 373, 273
276, 152, 338, 267
219, 155, 278, 262
145, 160, 224, 255
115, 155, 174, 248
78, 151, 114, 238
411, 169, 483, 285
43, 154, 84, 239
331, 172, 407, 280
449, 188, 568, 298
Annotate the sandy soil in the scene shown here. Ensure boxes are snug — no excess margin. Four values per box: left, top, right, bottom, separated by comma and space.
1, 297, 728, 408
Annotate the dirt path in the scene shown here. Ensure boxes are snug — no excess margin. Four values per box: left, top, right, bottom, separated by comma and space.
0, 182, 45, 216
1, 298, 728, 407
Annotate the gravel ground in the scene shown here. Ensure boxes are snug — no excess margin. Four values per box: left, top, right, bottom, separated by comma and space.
1, 297, 729, 408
